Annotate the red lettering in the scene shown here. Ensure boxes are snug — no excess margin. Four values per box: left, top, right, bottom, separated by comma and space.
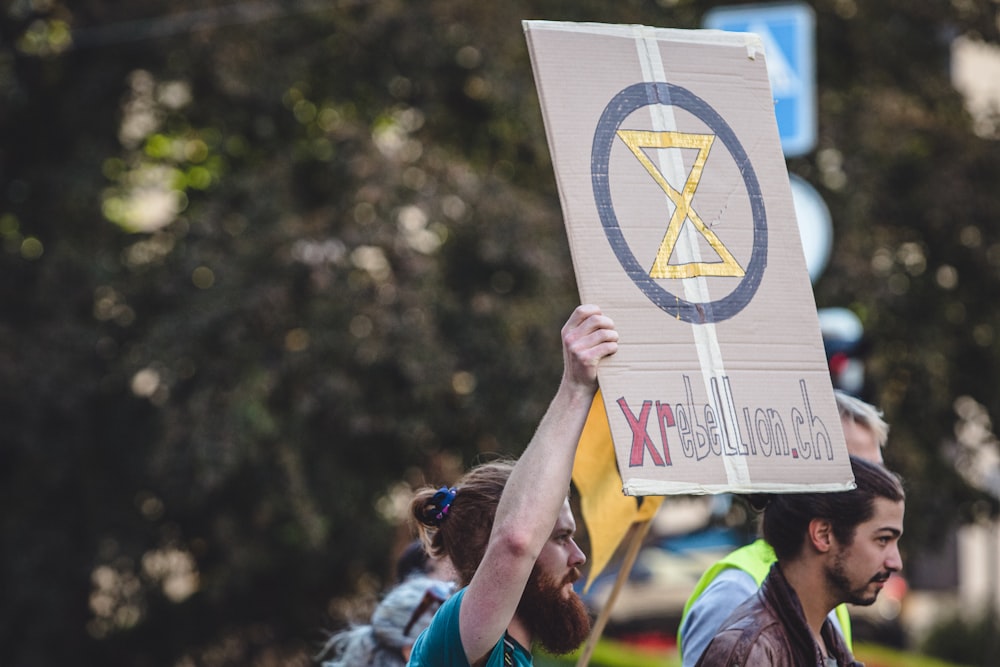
618, 397, 665, 467
655, 401, 675, 466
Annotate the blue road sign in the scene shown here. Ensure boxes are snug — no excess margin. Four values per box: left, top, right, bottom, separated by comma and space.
704, 2, 816, 157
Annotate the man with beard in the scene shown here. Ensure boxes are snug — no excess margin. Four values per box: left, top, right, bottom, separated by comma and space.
695, 455, 905, 667
406, 304, 618, 666
678, 391, 889, 666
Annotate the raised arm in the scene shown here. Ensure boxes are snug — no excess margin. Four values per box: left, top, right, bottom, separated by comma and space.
458, 304, 618, 663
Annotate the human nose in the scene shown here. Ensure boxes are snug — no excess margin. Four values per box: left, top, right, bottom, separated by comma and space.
886, 543, 902, 572
570, 538, 586, 568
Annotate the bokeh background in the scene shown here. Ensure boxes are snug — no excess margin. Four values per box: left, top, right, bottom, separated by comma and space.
2, 1, 1000, 665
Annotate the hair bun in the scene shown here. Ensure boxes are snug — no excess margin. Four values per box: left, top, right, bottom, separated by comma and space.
421, 487, 456, 526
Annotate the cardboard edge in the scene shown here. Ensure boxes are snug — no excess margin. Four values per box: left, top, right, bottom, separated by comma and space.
623, 480, 857, 496
523, 19, 765, 58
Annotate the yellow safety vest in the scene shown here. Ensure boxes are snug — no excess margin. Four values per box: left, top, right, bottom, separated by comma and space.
677, 538, 853, 650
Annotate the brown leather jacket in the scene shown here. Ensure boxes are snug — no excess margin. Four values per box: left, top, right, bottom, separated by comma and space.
694, 563, 863, 667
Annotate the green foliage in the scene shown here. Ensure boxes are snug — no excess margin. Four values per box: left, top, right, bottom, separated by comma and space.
1, 0, 999, 665
536, 639, 679, 667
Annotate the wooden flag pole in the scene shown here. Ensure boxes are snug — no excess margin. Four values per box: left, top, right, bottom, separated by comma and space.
574, 517, 655, 667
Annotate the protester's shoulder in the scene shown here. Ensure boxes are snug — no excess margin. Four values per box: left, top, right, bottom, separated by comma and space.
706, 564, 758, 592
723, 539, 777, 574
680, 560, 761, 662
408, 588, 467, 666
718, 590, 782, 641
440, 586, 465, 612
696, 609, 785, 667
692, 564, 759, 615
701, 540, 776, 590
740, 624, 796, 667
430, 585, 464, 634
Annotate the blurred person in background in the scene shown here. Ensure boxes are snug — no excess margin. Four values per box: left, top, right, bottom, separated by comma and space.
316, 574, 455, 666
396, 539, 459, 584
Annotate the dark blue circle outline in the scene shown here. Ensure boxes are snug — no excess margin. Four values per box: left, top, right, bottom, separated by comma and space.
592, 82, 767, 323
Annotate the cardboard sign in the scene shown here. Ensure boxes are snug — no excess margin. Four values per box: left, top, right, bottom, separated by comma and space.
524, 20, 854, 495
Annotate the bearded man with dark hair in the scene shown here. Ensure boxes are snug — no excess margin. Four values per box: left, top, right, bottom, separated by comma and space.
695, 456, 906, 667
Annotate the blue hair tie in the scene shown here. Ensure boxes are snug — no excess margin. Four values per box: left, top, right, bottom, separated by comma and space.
424, 486, 457, 526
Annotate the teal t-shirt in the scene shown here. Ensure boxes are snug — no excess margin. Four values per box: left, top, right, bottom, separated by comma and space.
407, 587, 532, 666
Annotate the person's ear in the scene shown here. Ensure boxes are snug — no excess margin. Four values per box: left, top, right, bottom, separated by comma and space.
808, 518, 834, 553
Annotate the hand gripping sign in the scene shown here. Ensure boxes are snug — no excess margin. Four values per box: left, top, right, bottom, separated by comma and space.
524, 21, 854, 496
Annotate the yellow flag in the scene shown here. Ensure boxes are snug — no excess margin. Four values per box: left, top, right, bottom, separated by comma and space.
572, 390, 664, 591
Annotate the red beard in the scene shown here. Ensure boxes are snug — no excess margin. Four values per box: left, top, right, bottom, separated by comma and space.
515, 565, 592, 655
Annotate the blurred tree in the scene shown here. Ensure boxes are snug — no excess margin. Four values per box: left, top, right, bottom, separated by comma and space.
0, 0, 998, 665
803, 0, 1000, 553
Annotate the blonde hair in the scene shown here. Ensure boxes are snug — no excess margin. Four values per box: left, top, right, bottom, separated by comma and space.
835, 390, 889, 448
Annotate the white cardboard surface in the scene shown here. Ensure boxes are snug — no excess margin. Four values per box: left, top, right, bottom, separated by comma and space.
524, 20, 854, 495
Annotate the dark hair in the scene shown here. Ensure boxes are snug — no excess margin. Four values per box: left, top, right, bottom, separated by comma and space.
409, 460, 514, 587
395, 540, 430, 583
762, 455, 904, 561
